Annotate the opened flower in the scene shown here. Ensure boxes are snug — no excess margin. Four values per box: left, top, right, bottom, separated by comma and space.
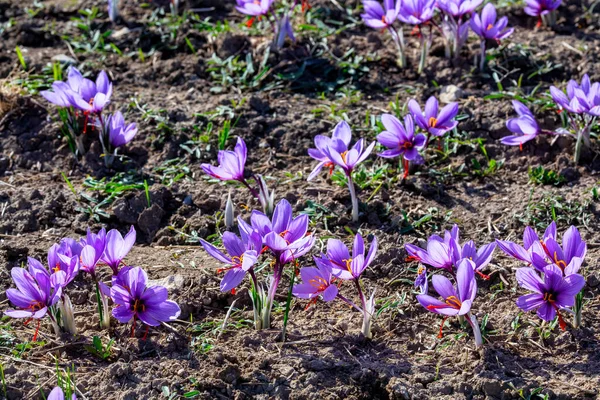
320, 234, 378, 281
417, 259, 482, 346
501, 100, 540, 148
307, 121, 375, 221
408, 97, 459, 137
361, 0, 401, 29
437, 0, 482, 17
515, 264, 584, 329
471, 4, 514, 70
524, 0, 561, 17
292, 259, 338, 302
236, 0, 274, 16
550, 74, 600, 116
377, 114, 426, 178
200, 230, 262, 292
42, 67, 112, 114
111, 267, 181, 328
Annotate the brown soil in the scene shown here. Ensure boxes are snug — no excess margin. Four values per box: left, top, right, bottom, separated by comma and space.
1, 0, 600, 399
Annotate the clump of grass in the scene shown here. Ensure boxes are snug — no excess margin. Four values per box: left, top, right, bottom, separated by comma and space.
528, 166, 565, 186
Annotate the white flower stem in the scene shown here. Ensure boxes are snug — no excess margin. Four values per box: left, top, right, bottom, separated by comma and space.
347, 174, 359, 222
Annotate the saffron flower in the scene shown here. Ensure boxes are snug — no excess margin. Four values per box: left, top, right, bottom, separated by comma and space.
321, 234, 378, 281
437, 0, 481, 58
361, 0, 406, 67
361, 0, 401, 28
274, 14, 296, 49
437, 0, 482, 17
106, 111, 138, 149
501, 100, 540, 148
377, 114, 427, 178
408, 97, 459, 137
202, 137, 247, 182
292, 259, 338, 302
110, 267, 181, 329
414, 265, 428, 294
231, 199, 315, 332
470, 4, 514, 70
406, 224, 495, 278
236, 0, 274, 16
524, 0, 561, 26
310, 233, 379, 338
102, 226, 136, 275
48, 387, 77, 400
307, 121, 351, 181
5, 266, 63, 340
200, 231, 262, 292
417, 259, 482, 346
398, 0, 436, 73
397, 0, 435, 25
515, 264, 585, 330
549, 75, 600, 163
307, 121, 375, 222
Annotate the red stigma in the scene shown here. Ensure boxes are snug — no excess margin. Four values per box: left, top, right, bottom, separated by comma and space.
476, 270, 491, 280
246, 17, 255, 28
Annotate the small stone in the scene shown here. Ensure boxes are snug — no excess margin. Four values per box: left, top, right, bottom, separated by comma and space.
111, 27, 131, 40
147, 275, 186, 293
439, 85, 464, 103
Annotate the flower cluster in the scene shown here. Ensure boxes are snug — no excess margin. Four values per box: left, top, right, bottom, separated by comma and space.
41, 67, 137, 166
361, 1, 513, 72
497, 222, 586, 328
405, 224, 496, 347
293, 234, 379, 338
377, 96, 459, 178
501, 74, 600, 163
4, 226, 180, 340
235, 0, 309, 50
202, 199, 314, 333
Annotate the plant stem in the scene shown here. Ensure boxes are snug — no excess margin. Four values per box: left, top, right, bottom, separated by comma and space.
466, 313, 483, 348
573, 290, 583, 328
336, 293, 363, 313
280, 263, 298, 342
389, 26, 405, 68
347, 174, 359, 222
240, 179, 260, 199
479, 40, 486, 71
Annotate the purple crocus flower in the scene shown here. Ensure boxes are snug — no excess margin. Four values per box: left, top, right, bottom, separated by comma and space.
361, 0, 401, 29
48, 387, 77, 400
501, 100, 540, 147
515, 264, 584, 329
398, 0, 436, 25
236, 0, 274, 16
307, 121, 374, 221
405, 239, 454, 272
417, 259, 477, 316
240, 199, 315, 265
200, 230, 262, 292
202, 137, 247, 182
437, 0, 483, 17
524, 0, 561, 17
470, 3, 514, 40
102, 226, 136, 275
107, 111, 137, 148
377, 114, 427, 164
408, 97, 459, 137
111, 267, 181, 327
414, 265, 428, 294
292, 259, 338, 302
497, 222, 585, 276
275, 14, 296, 49
550, 75, 600, 116
319, 234, 378, 281
5, 266, 62, 320
416, 259, 482, 345
318, 122, 375, 178
41, 67, 112, 114
307, 121, 352, 181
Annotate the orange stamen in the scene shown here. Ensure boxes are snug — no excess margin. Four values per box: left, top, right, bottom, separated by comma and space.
428, 117, 438, 128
